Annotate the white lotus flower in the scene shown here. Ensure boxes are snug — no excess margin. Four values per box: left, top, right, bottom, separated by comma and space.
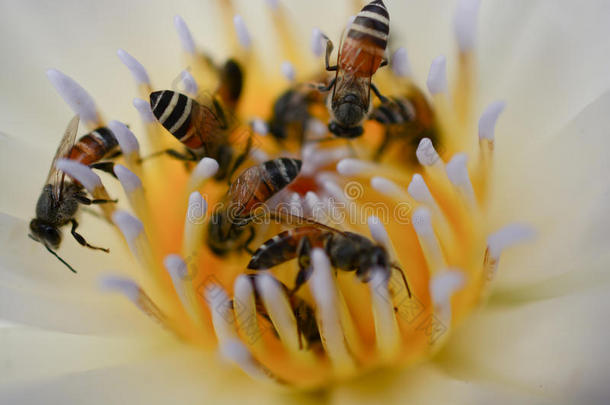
1, 0, 610, 403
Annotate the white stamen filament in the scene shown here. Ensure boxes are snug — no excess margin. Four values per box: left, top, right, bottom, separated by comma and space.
133, 98, 155, 123
369, 268, 401, 360
117, 49, 150, 85
310, 28, 325, 57
187, 157, 219, 193
426, 56, 448, 95
251, 118, 268, 135
233, 15, 252, 50
371, 176, 408, 200
114, 164, 142, 195
108, 120, 140, 170
310, 249, 355, 375
181, 70, 199, 96
306, 118, 328, 138
163, 254, 203, 325
391, 47, 412, 78
233, 275, 265, 352
113, 164, 152, 229
206, 284, 278, 383
484, 224, 536, 282
56, 158, 102, 193
256, 274, 304, 354
416, 138, 443, 168
408, 174, 436, 206
182, 191, 208, 260
174, 15, 196, 54
446, 153, 476, 208
302, 146, 349, 176
112, 210, 144, 254
479, 100, 506, 141
280, 61, 296, 82
337, 158, 371, 176
412, 208, 447, 274
487, 223, 535, 260
250, 148, 270, 163
99, 275, 170, 328
46, 69, 101, 127
112, 211, 160, 285
454, 0, 481, 52
430, 270, 465, 325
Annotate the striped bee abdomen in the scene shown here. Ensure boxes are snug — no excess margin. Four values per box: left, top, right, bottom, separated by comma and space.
340, 0, 389, 77
229, 158, 303, 218
150, 90, 193, 141
372, 97, 415, 125
247, 226, 325, 270
262, 158, 302, 191
68, 127, 119, 165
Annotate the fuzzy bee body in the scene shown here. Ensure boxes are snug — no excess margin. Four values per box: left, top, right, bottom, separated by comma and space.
247, 222, 411, 297
371, 89, 439, 161
207, 158, 303, 256
320, 0, 391, 138
340, 0, 389, 78
29, 116, 115, 273
67, 126, 119, 165
149, 90, 245, 180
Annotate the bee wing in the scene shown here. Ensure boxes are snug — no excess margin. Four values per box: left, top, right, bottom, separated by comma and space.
46, 115, 79, 201
191, 96, 232, 147
265, 211, 347, 236
226, 165, 262, 215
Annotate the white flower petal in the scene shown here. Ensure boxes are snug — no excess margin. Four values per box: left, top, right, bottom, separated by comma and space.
0, 213, 154, 335
490, 91, 610, 288
0, 345, 309, 404
0, 326, 169, 384
439, 285, 610, 403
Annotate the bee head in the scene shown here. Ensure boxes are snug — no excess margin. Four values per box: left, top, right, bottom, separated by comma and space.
356, 245, 390, 282
29, 219, 61, 249
333, 93, 366, 127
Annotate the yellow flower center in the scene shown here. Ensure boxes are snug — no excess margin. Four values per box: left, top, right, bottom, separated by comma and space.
47, 0, 533, 391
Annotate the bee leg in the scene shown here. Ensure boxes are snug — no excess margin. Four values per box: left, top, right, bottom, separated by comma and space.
74, 194, 118, 205
139, 149, 197, 163
290, 238, 313, 296
320, 33, 338, 72
70, 219, 110, 253
379, 58, 389, 68
89, 161, 117, 178
314, 77, 337, 93
243, 227, 257, 255
373, 130, 391, 161
371, 83, 389, 103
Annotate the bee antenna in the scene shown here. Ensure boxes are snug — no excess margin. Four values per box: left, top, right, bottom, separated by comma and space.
42, 243, 78, 274
391, 263, 411, 298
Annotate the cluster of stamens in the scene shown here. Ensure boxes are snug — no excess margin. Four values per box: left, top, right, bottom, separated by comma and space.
39, 0, 534, 390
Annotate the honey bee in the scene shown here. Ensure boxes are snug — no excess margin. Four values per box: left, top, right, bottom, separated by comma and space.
29, 116, 117, 273
268, 75, 330, 145
67, 124, 121, 176
148, 90, 251, 181
235, 274, 321, 351
370, 87, 438, 161
318, 0, 390, 138
247, 220, 411, 297
207, 158, 302, 256
216, 58, 244, 111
